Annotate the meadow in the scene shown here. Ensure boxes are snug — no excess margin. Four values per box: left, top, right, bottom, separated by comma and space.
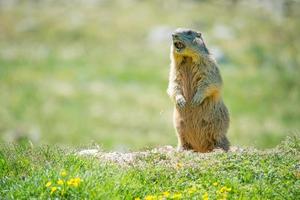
0, 136, 299, 199
0, 0, 300, 199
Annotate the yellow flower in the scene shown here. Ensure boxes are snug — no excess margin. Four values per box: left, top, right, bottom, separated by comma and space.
134, 198, 141, 200
45, 181, 52, 187
220, 186, 231, 193
172, 193, 182, 199
220, 187, 226, 193
74, 177, 81, 186
50, 187, 57, 194
60, 170, 67, 177
67, 177, 81, 187
57, 179, 64, 185
213, 182, 218, 186
162, 191, 170, 197
202, 192, 208, 200
188, 186, 197, 194
176, 163, 183, 169
144, 195, 156, 200
75, 177, 81, 182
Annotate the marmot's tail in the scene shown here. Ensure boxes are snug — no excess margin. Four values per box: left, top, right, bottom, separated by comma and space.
215, 136, 230, 152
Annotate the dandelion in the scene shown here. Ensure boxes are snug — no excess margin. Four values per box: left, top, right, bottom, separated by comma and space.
202, 192, 208, 200
220, 187, 226, 193
220, 186, 231, 193
74, 177, 81, 186
144, 195, 156, 200
60, 170, 67, 177
50, 186, 57, 194
162, 191, 170, 197
213, 182, 218, 186
172, 193, 182, 199
45, 181, 52, 187
67, 177, 81, 187
187, 186, 197, 194
67, 180, 72, 185
176, 162, 183, 169
57, 179, 64, 185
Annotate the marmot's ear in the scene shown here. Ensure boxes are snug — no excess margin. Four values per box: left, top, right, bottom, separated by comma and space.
196, 32, 202, 38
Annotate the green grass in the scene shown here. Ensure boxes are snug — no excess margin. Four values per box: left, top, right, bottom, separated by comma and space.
0, 135, 299, 199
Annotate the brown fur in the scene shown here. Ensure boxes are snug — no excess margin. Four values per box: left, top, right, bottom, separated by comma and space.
167, 28, 230, 153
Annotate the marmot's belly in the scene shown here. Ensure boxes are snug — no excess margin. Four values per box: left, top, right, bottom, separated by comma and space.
175, 106, 214, 133
174, 101, 229, 145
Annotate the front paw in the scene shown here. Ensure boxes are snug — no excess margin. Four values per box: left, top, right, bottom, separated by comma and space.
191, 93, 204, 106
175, 95, 186, 109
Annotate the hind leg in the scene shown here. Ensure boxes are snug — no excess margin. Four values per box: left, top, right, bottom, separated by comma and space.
177, 137, 193, 151
173, 110, 193, 151
215, 136, 230, 152
176, 128, 193, 151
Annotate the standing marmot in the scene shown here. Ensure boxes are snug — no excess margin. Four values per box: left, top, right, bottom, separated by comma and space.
167, 28, 230, 152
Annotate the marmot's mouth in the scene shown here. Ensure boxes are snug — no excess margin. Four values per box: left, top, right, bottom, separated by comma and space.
174, 41, 185, 50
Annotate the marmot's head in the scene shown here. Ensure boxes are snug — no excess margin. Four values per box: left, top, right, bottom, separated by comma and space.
171, 28, 209, 59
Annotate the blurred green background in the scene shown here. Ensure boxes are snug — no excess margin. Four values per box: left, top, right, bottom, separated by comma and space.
0, 0, 299, 150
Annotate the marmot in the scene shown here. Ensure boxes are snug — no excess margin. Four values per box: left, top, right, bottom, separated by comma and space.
167, 28, 230, 152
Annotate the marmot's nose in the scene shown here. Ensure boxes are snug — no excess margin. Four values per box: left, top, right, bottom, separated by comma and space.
172, 33, 179, 39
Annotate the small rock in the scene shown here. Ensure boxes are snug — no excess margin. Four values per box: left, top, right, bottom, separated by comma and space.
77, 149, 99, 156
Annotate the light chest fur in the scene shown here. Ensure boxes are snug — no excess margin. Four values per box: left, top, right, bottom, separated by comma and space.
175, 57, 204, 102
